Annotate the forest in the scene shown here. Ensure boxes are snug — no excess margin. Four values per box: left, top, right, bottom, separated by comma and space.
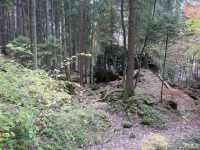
0, 0, 200, 149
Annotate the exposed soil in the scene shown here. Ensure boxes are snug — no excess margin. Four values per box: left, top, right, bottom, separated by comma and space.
74, 70, 200, 150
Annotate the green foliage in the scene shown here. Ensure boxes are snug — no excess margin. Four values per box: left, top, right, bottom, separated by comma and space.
39, 106, 111, 149
186, 19, 200, 34
0, 0, 14, 8
171, 138, 200, 150
95, 0, 118, 45
0, 58, 111, 149
141, 105, 165, 128
0, 59, 71, 105
104, 90, 166, 128
185, 44, 200, 60
6, 36, 32, 55
38, 36, 61, 56
0, 108, 38, 150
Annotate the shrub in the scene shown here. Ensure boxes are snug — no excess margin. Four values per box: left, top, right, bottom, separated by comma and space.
6, 36, 32, 55
0, 59, 71, 106
0, 108, 38, 150
0, 58, 111, 149
39, 106, 111, 149
186, 19, 200, 34
141, 105, 166, 128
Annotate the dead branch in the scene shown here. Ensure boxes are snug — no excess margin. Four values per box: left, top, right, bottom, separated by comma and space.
97, 89, 123, 102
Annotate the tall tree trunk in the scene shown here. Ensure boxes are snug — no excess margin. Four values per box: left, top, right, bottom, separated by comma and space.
121, 0, 127, 87
31, 0, 38, 69
160, 29, 169, 103
46, 0, 51, 40
121, 0, 127, 51
125, 0, 136, 96
152, 0, 157, 18
0, 6, 7, 55
79, 0, 85, 85
0, 5, 6, 54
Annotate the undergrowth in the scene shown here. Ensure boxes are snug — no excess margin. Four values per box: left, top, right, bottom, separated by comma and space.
105, 90, 166, 128
186, 19, 200, 34
0, 58, 110, 149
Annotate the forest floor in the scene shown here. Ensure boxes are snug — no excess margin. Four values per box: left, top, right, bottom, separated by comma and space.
74, 70, 200, 150
1, 53, 200, 149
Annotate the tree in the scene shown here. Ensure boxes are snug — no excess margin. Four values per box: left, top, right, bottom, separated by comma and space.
31, 0, 38, 69
0, 0, 14, 55
0, 4, 7, 54
121, 0, 127, 87
125, 0, 137, 96
79, 0, 86, 85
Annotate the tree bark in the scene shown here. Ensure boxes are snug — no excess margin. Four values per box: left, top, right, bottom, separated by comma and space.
160, 29, 169, 103
121, 0, 127, 87
79, 0, 85, 85
46, 0, 51, 40
125, 0, 136, 96
31, 0, 38, 69
0, 6, 7, 55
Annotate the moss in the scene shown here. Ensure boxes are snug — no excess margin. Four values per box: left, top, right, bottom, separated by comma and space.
170, 138, 200, 150
141, 105, 166, 128
104, 90, 166, 128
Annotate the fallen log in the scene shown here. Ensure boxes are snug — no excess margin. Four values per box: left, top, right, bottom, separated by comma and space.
158, 74, 173, 90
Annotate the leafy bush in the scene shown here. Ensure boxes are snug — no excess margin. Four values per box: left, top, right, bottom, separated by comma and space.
0, 58, 111, 149
141, 105, 165, 127
0, 108, 38, 150
186, 19, 200, 34
0, 59, 71, 106
6, 36, 32, 55
38, 36, 61, 57
39, 106, 111, 149
185, 44, 200, 61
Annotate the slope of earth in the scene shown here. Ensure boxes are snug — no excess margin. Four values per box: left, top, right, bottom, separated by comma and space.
0, 56, 111, 150
76, 70, 200, 150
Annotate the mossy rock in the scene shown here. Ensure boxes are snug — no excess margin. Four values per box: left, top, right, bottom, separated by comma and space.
170, 138, 200, 150
141, 134, 169, 150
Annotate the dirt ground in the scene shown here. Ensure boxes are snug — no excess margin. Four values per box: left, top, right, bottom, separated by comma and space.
74, 70, 200, 150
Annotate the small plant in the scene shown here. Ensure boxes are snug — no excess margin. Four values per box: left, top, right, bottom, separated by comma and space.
141, 105, 166, 128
